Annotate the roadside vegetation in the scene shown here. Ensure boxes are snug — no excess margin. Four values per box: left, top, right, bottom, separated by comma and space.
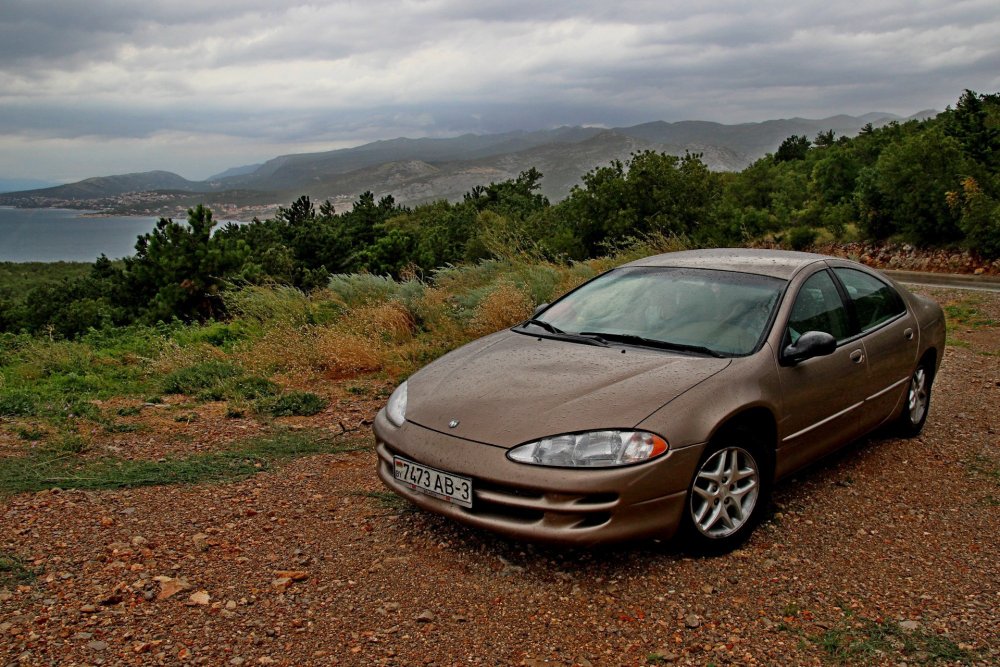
0, 235, 680, 494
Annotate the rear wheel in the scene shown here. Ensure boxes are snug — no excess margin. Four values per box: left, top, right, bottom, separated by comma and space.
682, 431, 771, 555
897, 361, 932, 437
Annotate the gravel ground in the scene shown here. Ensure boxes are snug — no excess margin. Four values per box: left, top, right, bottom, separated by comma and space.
1, 287, 998, 666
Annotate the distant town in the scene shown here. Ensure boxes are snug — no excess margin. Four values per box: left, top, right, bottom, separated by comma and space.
1, 190, 354, 222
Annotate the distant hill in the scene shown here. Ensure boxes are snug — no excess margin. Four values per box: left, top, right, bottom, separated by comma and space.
301, 130, 746, 205
213, 126, 608, 192
0, 111, 932, 213
207, 164, 263, 180
2, 170, 207, 201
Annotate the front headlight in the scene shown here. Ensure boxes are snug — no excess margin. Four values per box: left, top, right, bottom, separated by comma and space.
385, 381, 407, 427
507, 430, 668, 467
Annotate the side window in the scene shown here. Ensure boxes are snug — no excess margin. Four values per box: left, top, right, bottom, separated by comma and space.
833, 268, 905, 331
787, 271, 851, 343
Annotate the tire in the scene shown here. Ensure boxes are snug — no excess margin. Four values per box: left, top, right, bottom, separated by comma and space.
896, 361, 932, 437
681, 430, 772, 555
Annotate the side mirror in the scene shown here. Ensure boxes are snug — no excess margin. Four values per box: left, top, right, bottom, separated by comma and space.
532, 303, 548, 317
781, 331, 837, 366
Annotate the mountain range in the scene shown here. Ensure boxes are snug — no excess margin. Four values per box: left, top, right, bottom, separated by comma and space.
0, 110, 935, 216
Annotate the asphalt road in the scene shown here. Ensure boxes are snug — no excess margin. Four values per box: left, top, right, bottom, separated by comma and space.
884, 269, 1000, 292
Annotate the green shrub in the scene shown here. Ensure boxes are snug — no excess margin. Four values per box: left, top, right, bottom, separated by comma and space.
47, 434, 87, 455
222, 376, 280, 401
0, 391, 38, 417
327, 273, 402, 307
161, 361, 243, 395
104, 422, 140, 433
258, 391, 328, 417
224, 285, 315, 327
225, 404, 246, 419
173, 321, 247, 349
786, 226, 819, 250
58, 398, 100, 421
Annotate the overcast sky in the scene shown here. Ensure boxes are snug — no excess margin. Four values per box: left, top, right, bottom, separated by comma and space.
1, 0, 998, 183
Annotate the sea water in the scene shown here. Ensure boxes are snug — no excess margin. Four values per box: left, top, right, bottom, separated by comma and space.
0, 207, 162, 262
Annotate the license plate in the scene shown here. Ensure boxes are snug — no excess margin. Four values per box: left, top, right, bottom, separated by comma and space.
392, 456, 473, 508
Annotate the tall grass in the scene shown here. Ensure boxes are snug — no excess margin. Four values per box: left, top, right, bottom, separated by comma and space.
1, 242, 693, 450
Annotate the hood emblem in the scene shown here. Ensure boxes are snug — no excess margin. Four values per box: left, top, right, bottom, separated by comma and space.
448, 419, 459, 429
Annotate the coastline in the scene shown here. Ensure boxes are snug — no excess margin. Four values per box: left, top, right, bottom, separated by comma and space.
1, 204, 257, 224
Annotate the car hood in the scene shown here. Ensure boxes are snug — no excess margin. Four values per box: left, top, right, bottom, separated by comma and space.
405, 330, 730, 448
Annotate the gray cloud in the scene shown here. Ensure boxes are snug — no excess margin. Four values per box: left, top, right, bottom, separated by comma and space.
0, 0, 998, 180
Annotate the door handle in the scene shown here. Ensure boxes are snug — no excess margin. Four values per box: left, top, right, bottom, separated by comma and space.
904, 328, 914, 340
850, 349, 864, 364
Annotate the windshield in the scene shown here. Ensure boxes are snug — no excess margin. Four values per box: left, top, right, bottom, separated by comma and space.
523, 267, 785, 356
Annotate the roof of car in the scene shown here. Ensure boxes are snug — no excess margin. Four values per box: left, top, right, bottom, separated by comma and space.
621, 248, 830, 280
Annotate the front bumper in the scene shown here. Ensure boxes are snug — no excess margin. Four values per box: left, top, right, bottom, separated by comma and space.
373, 410, 702, 546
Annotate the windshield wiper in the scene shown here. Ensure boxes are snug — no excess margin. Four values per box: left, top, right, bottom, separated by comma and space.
578, 332, 726, 358
523, 318, 563, 335
518, 320, 609, 347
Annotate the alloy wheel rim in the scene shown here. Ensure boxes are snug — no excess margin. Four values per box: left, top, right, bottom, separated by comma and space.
690, 446, 759, 539
908, 367, 928, 425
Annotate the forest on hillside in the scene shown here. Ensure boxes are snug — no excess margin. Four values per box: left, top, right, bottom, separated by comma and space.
1, 90, 997, 338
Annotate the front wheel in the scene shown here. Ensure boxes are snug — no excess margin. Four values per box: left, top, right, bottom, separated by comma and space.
681, 433, 771, 555
896, 362, 932, 437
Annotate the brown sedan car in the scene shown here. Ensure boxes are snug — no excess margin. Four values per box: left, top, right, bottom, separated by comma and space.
374, 249, 945, 552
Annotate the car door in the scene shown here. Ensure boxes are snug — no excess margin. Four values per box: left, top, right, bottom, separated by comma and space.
831, 266, 918, 428
775, 268, 868, 477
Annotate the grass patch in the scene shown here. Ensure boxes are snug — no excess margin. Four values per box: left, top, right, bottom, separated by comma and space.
171, 321, 248, 350
160, 360, 280, 403
16, 427, 45, 441
793, 611, 976, 665
967, 454, 1000, 486
0, 552, 36, 587
945, 336, 971, 349
221, 376, 280, 400
0, 390, 38, 417
0, 429, 369, 495
257, 391, 328, 417
160, 360, 243, 395
944, 299, 998, 329
225, 404, 247, 419
104, 421, 140, 433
